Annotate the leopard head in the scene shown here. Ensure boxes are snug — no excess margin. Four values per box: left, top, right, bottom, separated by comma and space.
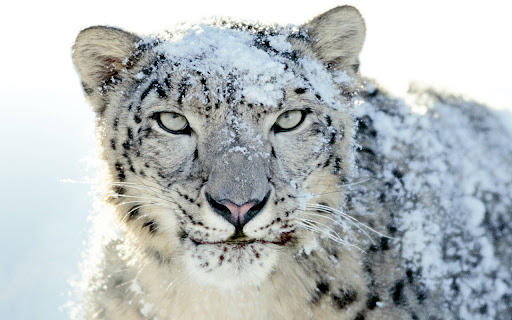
72, 6, 365, 288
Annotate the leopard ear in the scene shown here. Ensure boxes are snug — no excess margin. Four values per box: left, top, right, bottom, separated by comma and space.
72, 26, 141, 112
305, 6, 366, 75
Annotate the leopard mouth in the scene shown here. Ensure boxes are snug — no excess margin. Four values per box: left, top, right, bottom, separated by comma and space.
184, 229, 296, 247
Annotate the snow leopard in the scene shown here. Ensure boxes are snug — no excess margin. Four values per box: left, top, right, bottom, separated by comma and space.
71, 6, 512, 320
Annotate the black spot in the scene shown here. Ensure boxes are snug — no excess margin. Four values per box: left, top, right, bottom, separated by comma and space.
358, 147, 375, 156
224, 78, 236, 103
354, 313, 365, 320
127, 206, 140, 220
417, 286, 427, 303
357, 116, 377, 137
311, 281, 330, 304
325, 115, 332, 126
392, 168, 403, 180
366, 293, 379, 310
163, 76, 172, 89
113, 118, 119, 130
271, 146, 277, 158
406, 269, 414, 284
333, 157, 342, 172
323, 153, 334, 168
391, 280, 405, 305
315, 94, 322, 101
281, 50, 299, 62
111, 276, 125, 288
380, 237, 390, 251
115, 162, 126, 181
142, 220, 158, 234
294, 88, 307, 94
141, 67, 152, 76
127, 128, 133, 140
82, 82, 94, 95
141, 80, 167, 101
112, 186, 126, 195
328, 131, 337, 145
387, 224, 398, 234
133, 114, 142, 123
178, 77, 190, 104
332, 289, 358, 309
122, 141, 131, 150
450, 277, 460, 293
368, 244, 379, 253
110, 139, 116, 150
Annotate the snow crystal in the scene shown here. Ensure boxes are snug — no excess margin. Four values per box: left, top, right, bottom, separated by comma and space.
302, 237, 319, 255
140, 301, 154, 317
130, 280, 143, 295
462, 196, 486, 228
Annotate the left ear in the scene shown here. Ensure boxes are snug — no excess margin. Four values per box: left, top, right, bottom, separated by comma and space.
304, 6, 366, 75
72, 26, 142, 112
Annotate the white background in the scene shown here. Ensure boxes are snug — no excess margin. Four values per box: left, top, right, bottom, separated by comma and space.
0, 0, 510, 319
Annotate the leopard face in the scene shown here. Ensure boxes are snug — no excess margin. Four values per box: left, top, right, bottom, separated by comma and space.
72, 7, 365, 288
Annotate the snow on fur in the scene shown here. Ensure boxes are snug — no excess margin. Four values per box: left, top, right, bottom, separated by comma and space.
350, 84, 512, 319
146, 23, 351, 110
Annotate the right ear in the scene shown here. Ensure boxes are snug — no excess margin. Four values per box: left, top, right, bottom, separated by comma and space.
304, 6, 366, 76
72, 26, 141, 112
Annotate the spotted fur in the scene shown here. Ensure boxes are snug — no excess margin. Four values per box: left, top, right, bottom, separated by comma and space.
71, 6, 512, 320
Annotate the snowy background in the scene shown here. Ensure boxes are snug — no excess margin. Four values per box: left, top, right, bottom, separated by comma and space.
0, 0, 511, 319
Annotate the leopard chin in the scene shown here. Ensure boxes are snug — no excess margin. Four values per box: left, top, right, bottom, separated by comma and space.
182, 239, 282, 288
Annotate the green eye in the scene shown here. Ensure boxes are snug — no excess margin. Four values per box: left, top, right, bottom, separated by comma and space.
274, 110, 306, 132
156, 112, 190, 134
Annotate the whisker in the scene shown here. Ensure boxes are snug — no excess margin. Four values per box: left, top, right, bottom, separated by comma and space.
296, 216, 346, 243
307, 204, 391, 239
120, 203, 162, 223
116, 200, 159, 207
111, 182, 176, 203
300, 177, 373, 196
299, 211, 357, 239
308, 207, 376, 245
295, 220, 363, 251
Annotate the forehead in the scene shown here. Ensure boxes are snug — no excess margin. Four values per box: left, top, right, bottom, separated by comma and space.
148, 24, 305, 107
131, 23, 350, 113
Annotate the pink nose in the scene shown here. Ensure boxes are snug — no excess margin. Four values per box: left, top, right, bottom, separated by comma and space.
223, 201, 255, 227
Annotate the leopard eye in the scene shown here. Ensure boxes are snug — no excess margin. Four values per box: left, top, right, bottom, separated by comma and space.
156, 112, 190, 134
273, 110, 306, 132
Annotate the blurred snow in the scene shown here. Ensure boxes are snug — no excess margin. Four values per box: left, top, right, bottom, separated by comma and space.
0, 0, 510, 319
